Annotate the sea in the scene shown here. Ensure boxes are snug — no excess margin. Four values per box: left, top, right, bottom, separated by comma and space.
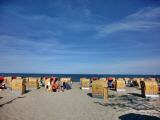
0, 73, 160, 82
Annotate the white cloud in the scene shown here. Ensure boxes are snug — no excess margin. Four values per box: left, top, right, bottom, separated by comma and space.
0, 35, 72, 56
98, 7, 160, 37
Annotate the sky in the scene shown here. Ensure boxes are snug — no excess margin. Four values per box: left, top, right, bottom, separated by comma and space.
0, 0, 160, 74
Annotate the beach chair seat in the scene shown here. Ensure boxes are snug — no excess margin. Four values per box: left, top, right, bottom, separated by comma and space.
45, 78, 51, 89
80, 78, 90, 90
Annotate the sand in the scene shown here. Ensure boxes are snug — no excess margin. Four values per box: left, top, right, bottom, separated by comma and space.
0, 82, 160, 120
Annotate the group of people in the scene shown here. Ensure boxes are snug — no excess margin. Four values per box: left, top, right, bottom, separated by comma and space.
40, 77, 72, 92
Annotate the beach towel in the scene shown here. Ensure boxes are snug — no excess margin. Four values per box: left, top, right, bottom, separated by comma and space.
65, 83, 71, 90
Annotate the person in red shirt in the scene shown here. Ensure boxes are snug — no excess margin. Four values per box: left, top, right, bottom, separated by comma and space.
51, 77, 59, 92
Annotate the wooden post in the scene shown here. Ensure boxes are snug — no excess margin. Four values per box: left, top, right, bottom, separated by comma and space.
104, 86, 108, 103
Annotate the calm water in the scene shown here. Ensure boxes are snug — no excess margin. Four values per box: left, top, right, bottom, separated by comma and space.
0, 73, 160, 82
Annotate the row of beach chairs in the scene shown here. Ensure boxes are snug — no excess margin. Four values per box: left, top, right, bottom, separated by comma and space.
80, 77, 160, 99
0, 76, 72, 94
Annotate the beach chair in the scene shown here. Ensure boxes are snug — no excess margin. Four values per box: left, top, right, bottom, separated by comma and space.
11, 78, 26, 94
0, 76, 5, 89
80, 78, 90, 90
115, 78, 126, 92
141, 79, 159, 98
60, 78, 72, 89
92, 79, 107, 98
28, 77, 39, 89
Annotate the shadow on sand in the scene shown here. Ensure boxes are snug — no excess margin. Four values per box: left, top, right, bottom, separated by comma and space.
109, 88, 116, 91
119, 113, 160, 120
128, 93, 142, 97
0, 96, 26, 107
25, 90, 31, 93
93, 94, 160, 112
87, 93, 116, 98
87, 93, 92, 97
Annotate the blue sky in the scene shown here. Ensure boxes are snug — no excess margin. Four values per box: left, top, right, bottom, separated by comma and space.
0, 0, 160, 74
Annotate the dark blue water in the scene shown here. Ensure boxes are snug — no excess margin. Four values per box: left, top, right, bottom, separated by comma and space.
0, 73, 160, 82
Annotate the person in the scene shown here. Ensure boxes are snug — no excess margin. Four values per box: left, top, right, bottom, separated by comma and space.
108, 77, 113, 88
45, 77, 50, 89
128, 80, 133, 87
65, 82, 72, 90
70, 80, 73, 85
60, 81, 64, 92
40, 77, 44, 87
52, 79, 59, 92
63, 82, 66, 89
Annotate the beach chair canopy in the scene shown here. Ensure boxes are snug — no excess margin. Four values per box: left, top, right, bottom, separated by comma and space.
12, 76, 17, 80
92, 77, 98, 81
0, 76, 4, 81
107, 77, 113, 81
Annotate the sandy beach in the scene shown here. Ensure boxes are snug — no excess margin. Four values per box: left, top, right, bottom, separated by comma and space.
0, 82, 160, 120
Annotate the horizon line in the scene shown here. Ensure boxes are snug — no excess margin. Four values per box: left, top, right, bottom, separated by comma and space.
0, 72, 160, 76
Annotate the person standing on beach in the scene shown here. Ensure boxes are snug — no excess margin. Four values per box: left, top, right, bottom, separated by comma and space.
51, 78, 59, 92
60, 80, 64, 92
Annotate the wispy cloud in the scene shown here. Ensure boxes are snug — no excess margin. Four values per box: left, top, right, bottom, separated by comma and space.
0, 35, 112, 58
0, 35, 71, 56
97, 7, 160, 37
0, 4, 98, 40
